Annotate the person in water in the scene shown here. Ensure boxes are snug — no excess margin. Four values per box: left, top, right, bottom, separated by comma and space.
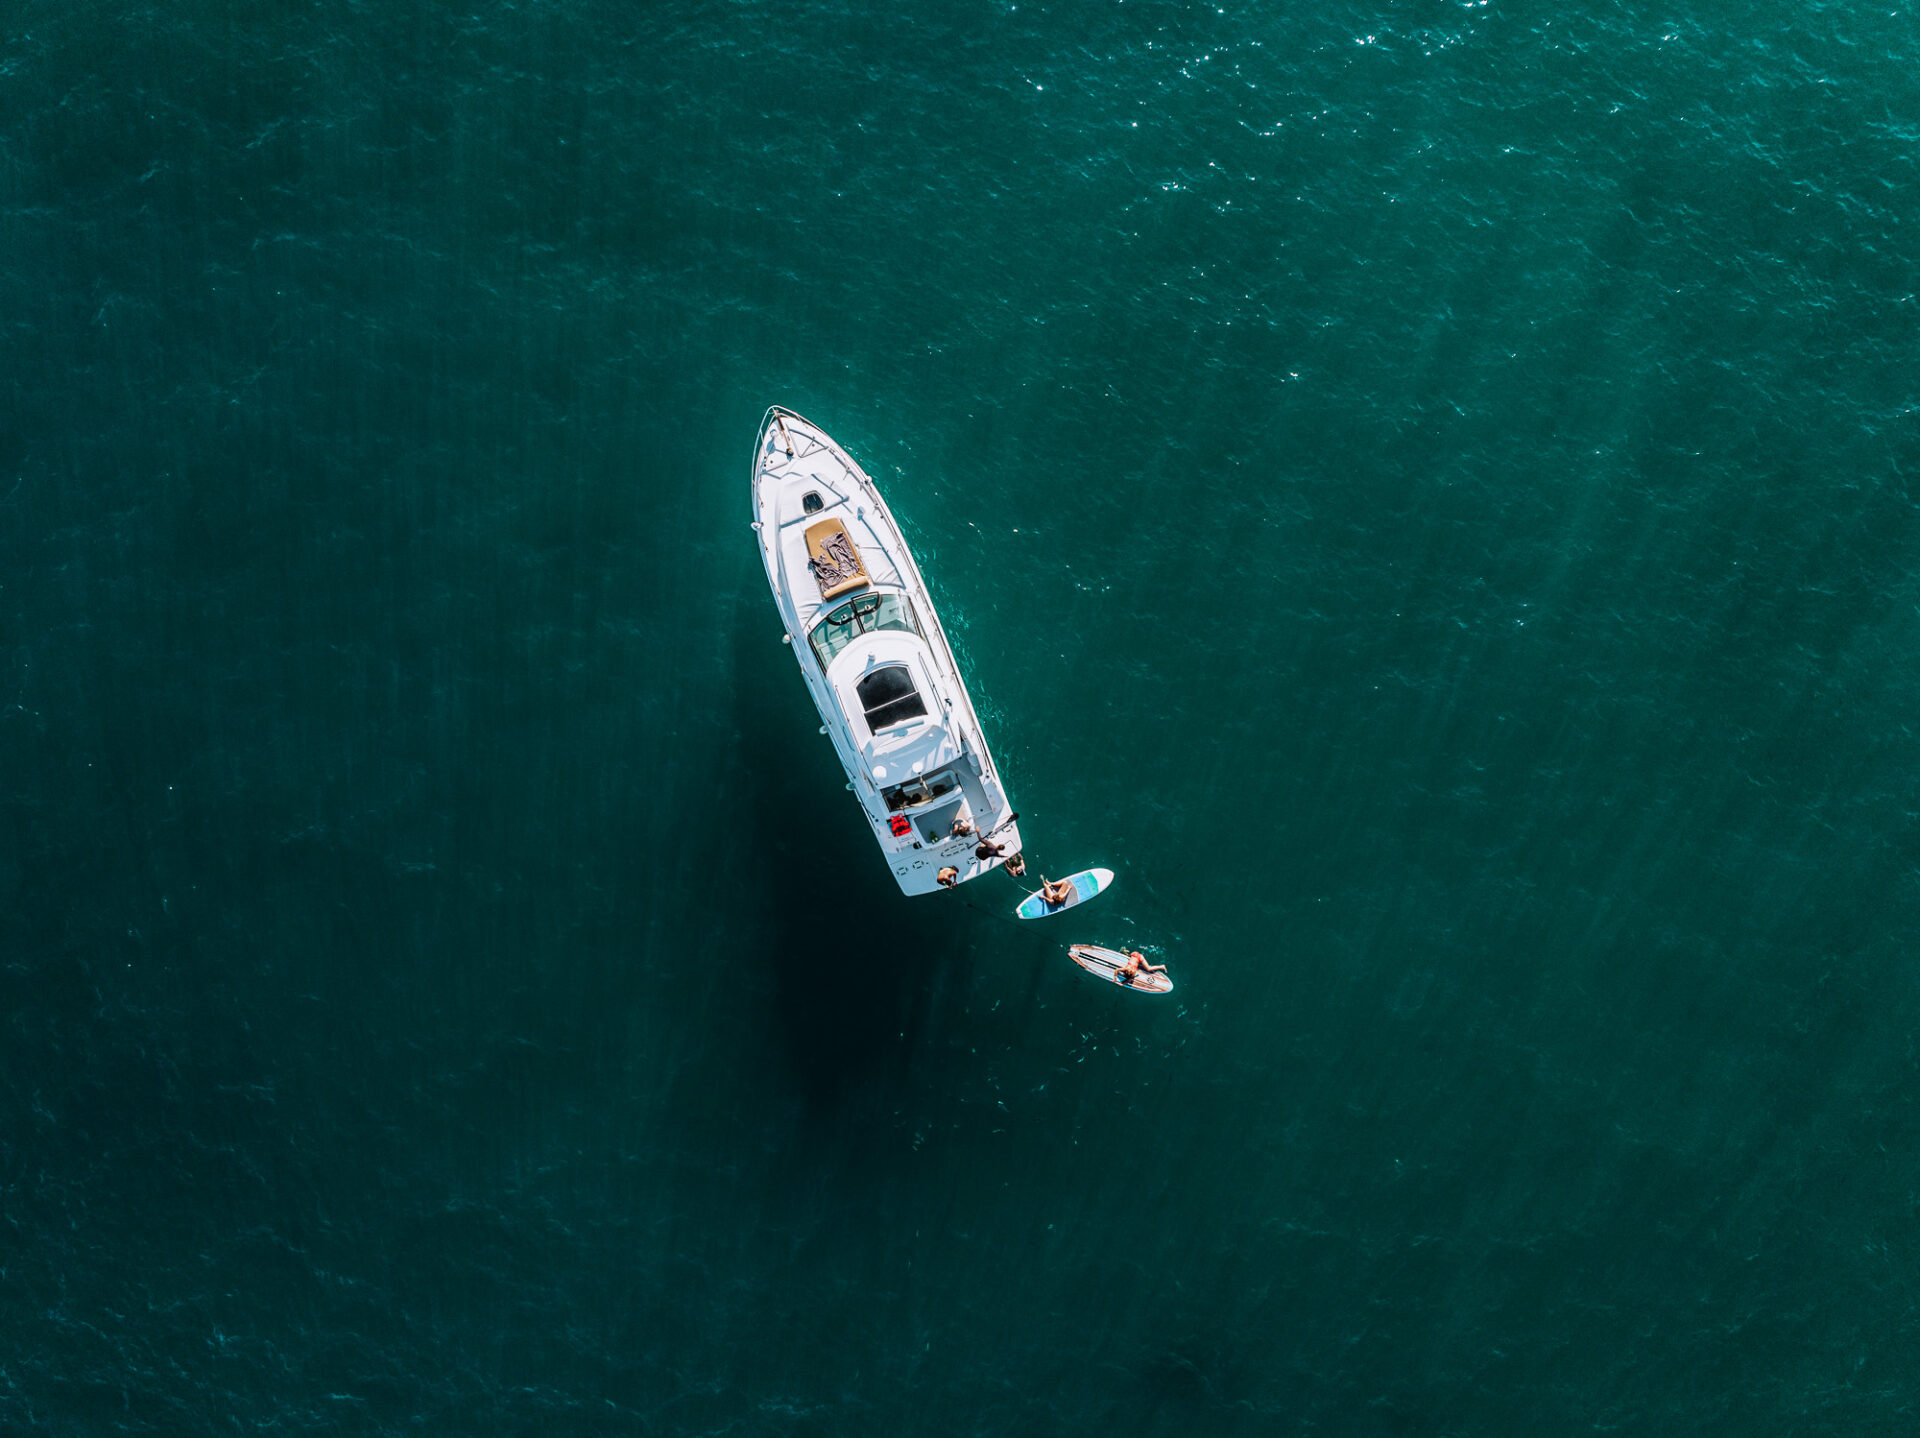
1117, 950, 1167, 985
936, 866, 959, 889
1003, 851, 1027, 879
1040, 876, 1074, 908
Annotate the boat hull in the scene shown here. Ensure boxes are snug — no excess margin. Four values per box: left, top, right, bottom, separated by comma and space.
749, 407, 1021, 895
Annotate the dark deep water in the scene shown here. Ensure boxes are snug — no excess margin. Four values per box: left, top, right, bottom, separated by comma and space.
7, 1, 1920, 1432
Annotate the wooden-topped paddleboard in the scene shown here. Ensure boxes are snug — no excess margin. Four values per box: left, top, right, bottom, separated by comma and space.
1013, 867, 1114, 920
1070, 944, 1174, 994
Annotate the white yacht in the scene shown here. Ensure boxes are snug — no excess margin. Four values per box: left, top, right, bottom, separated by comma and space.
749, 406, 1022, 895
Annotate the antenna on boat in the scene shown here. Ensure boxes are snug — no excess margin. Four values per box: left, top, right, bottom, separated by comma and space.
774, 414, 795, 457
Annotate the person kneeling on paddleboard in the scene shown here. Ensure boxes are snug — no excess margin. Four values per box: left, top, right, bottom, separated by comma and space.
1040, 876, 1073, 908
1117, 950, 1167, 986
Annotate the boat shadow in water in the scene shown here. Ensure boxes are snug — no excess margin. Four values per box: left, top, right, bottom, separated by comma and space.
732, 620, 970, 1110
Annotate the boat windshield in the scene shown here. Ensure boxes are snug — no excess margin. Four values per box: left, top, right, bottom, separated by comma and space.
808, 592, 923, 669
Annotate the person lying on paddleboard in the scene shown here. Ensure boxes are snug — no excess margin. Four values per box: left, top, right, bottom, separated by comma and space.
1039, 876, 1073, 908
1117, 950, 1167, 985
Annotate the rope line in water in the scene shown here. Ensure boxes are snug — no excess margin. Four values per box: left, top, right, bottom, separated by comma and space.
960, 895, 1034, 932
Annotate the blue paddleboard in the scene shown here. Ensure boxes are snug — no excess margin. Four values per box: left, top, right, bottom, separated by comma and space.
1013, 867, 1114, 920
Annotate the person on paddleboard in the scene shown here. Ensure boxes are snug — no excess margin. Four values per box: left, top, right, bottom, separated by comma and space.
1117, 950, 1167, 985
1039, 876, 1073, 908
936, 866, 959, 889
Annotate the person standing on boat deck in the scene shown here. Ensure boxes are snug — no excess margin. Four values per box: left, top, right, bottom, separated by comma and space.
1117, 950, 1167, 985
936, 866, 959, 889
1040, 876, 1073, 908
974, 835, 1006, 863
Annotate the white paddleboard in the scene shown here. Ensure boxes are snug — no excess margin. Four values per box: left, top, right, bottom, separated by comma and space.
1013, 867, 1114, 920
1069, 944, 1173, 994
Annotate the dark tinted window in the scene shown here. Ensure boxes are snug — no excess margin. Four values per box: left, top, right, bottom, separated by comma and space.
857, 665, 927, 732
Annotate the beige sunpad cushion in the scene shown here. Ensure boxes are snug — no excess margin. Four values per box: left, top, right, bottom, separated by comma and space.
804, 518, 870, 600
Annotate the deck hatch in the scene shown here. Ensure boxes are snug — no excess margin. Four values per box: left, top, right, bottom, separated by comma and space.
857, 665, 928, 732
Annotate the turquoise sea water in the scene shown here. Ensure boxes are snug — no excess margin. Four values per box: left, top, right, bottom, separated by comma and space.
7, 1, 1920, 1431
